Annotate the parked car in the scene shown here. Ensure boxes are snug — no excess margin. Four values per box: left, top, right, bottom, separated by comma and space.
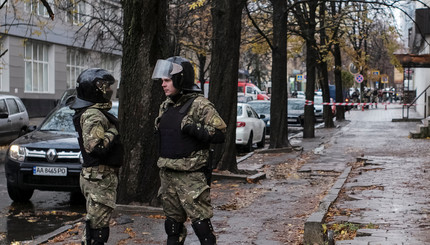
288, 98, 306, 127
313, 95, 324, 123
296, 91, 305, 98
288, 98, 323, 127
0, 94, 30, 145
236, 103, 266, 152
5, 101, 118, 202
248, 100, 271, 134
57, 88, 77, 107
237, 95, 254, 103
237, 82, 270, 100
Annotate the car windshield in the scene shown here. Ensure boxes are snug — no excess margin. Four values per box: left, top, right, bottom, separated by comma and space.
40, 104, 119, 132
40, 107, 75, 132
288, 100, 305, 110
249, 103, 270, 114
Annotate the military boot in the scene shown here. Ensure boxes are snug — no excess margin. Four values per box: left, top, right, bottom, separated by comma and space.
90, 227, 109, 245
165, 217, 185, 245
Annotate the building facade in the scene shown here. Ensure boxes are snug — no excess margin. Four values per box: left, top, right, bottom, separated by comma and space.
0, 0, 122, 117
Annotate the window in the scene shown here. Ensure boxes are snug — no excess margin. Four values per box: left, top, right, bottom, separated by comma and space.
0, 42, 5, 91
246, 87, 253, 94
101, 55, 115, 74
15, 99, 26, 112
246, 107, 253, 118
67, 49, 87, 89
0, 99, 7, 114
6, 98, 19, 115
66, 1, 87, 25
24, 42, 49, 93
25, 0, 54, 17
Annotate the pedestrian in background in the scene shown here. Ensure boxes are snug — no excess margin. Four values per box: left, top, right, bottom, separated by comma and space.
152, 56, 227, 245
70, 68, 124, 245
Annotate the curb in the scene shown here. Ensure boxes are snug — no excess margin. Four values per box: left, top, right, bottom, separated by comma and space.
303, 166, 352, 244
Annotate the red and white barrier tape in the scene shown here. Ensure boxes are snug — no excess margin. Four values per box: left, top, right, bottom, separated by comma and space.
304, 100, 417, 106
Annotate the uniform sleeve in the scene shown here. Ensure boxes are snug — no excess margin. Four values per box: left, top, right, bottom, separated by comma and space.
181, 97, 226, 144
80, 109, 118, 154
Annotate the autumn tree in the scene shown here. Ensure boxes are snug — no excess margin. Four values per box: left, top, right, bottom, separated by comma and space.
117, 0, 167, 205
209, 0, 246, 171
167, 0, 212, 96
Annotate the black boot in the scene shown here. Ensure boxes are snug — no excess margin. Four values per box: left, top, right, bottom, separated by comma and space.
165, 217, 184, 245
90, 227, 109, 245
192, 219, 216, 245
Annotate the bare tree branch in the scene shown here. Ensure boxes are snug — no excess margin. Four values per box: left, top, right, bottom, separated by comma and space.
40, 0, 54, 20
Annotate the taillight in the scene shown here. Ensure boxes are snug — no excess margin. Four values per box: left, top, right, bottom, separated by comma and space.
237, 122, 246, 127
345, 98, 349, 102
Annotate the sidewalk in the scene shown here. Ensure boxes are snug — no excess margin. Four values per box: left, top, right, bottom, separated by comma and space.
34, 104, 428, 244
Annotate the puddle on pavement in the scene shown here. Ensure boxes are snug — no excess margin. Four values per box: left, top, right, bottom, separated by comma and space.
0, 201, 85, 244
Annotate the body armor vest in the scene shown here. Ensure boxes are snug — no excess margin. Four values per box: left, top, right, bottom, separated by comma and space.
159, 99, 203, 159
73, 109, 124, 168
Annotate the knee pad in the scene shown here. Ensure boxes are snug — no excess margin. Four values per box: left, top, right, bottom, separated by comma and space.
165, 217, 184, 244
192, 219, 216, 245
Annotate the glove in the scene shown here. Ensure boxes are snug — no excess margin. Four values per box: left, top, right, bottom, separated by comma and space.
182, 124, 211, 143
182, 124, 225, 144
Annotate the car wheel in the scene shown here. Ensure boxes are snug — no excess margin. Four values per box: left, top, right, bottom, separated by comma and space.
257, 129, 265, 148
7, 183, 34, 202
245, 132, 253, 152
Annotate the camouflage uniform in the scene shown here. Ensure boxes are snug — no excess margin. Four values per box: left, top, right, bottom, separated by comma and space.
155, 93, 226, 242
78, 102, 119, 241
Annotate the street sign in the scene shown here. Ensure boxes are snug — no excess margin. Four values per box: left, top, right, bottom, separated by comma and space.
355, 74, 364, 83
296, 74, 303, 82
381, 75, 388, 83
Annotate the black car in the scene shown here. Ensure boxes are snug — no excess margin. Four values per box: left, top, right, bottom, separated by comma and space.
248, 100, 270, 134
288, 98, 324, 127
288, 98, 306, 127
5, 102, 118, 202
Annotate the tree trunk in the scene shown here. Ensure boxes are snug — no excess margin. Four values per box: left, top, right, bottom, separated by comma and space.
269, 0, 289, 148
334, 41, 345, 121
210, 0, 246, 172
302, 1, 318, 138
117, 0, 168, 205
319, 2, 334, 128
198, 54, 207, 95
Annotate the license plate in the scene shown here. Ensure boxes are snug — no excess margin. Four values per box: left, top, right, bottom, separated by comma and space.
33, 166, 67, 176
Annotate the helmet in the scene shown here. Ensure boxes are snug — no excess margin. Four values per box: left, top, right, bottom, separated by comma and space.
152, 56, 201, 92
70, 68, 115, 109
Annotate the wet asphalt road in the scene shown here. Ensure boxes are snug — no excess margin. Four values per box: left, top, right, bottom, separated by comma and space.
0, 119, 302, 243
0, 144, 85, 244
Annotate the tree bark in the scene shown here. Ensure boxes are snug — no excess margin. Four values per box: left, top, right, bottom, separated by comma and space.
319, 2, 334, 128
334, 41, 345, 121
269, 0, 289, 148
302, 1, 318, 138
117, 0, 168, 205
210, 0, 246, 172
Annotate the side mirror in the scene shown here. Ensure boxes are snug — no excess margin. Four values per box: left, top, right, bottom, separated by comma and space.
0, 112, 9, 119
27, 125, 37, 133
259, 114, 266, 119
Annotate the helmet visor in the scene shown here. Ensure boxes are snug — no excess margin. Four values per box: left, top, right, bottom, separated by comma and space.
151, 59, 183, 80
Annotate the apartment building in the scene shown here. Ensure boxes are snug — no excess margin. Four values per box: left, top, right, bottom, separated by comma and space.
0, 0, 122, 117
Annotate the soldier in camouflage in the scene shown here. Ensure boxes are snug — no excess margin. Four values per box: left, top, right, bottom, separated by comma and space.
70, 68, 123, 245
152, 56, 227, 245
